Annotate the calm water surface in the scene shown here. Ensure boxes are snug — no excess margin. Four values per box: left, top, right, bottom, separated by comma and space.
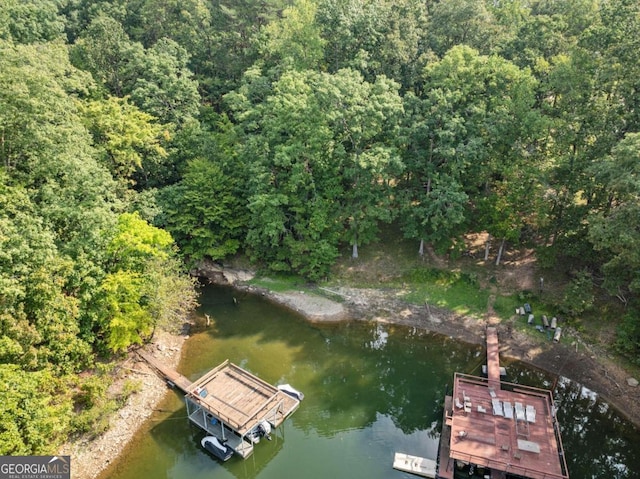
101, 286, 640, 479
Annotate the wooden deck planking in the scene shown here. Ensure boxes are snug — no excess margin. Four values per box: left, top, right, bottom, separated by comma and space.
187, 361, 300, 435
138, 351, 301, 460
486, 327, 501, 387
436, 396, 454, 479
137, 350, 192, 393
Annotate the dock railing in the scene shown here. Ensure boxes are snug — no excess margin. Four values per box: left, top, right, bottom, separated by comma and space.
450, 452, 568, 479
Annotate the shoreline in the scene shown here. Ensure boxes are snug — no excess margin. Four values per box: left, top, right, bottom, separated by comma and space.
64, 280, 640, 478
246, 283, 640, 428
61, 331, 187, 479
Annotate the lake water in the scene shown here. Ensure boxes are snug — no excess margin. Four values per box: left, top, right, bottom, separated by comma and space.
100, 286, 640, 479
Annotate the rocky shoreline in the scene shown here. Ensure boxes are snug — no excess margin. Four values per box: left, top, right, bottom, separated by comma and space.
60, 332, 187, 479
64, 269, 640, 479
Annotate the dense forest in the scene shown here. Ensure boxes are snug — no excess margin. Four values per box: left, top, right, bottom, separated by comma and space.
1, 0, 640, 455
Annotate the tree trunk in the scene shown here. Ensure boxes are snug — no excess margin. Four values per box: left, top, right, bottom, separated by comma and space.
495, 238, 506, 266
419, 238, 425, 257
352, 242, 358, 259
484, 235, 491, 261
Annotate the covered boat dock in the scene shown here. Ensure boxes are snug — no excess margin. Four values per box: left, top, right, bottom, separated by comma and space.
137, 351, 300, 460
437, 327, 569, 479
185, 360, 301, 459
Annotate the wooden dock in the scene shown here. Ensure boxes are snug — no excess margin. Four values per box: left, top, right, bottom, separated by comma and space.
486, 327, 500, 387
137, 349, 302, 460
436, 396, 454, 479
137, 350, 192, 393
441, 327, 569, 479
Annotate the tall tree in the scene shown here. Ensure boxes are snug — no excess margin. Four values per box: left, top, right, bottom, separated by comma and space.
588, 133, 640, 301
0, 175, 92, 372
160, 156, 246, 261
98, 212, 197, 352
316, 0, 429, 89
426, 0, 498, 57
0, 0, 65, 44
402, 46, 541, 259
71, 14, 144, 97
259, 0, 326, 72
227, 67, 403, 278
127, 38, 201, 125
542, 0, 640, 263
81, 96, 168, 185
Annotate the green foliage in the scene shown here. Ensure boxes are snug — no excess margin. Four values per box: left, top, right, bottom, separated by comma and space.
159, 157, 245, 261
98, 270, 152, 352
588, 133, 640, 299
615, 310, 640, 365
128, 38, 201, 125
81, 96, 168, 184
0, 175, 93, 372
248, 275, 308, 292
0, 0, 66, 44
229, 67, 403, 279
0, 365, 73, 455
99, 212, 198, 352
70, 374, 118, 437
71, 14, 143, 96
426, 0, 497, 56
108, 212, 173, 270
558, 270, 595, 318
316, 0, 429, 88
260, 0, 326, 71
400, 268, 489, 317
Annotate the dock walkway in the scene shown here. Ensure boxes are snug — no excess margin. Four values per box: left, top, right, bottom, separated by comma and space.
486, 327, 500, 387
137, 350, 192, 393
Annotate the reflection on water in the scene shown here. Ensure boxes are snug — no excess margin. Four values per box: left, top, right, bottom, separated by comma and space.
101, 286, 640, 479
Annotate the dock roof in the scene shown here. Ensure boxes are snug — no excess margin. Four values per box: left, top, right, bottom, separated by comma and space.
448, 372, 569, 479
186, 360, 299, 436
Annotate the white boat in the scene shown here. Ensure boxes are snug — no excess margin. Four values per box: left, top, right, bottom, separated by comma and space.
277, 383, 304, 401
247, 420, 273, 443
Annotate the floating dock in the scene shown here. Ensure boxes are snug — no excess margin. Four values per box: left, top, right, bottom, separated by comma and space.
393, 453, 437, 478
137, 352, 301, 460
437, 327, 569, 479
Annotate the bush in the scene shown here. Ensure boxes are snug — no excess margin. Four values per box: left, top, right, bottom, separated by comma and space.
558, 270, 594, 318
616, 310, 640, 365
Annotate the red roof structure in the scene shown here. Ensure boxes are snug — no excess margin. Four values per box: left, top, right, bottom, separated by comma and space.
437, 327, 569, 479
